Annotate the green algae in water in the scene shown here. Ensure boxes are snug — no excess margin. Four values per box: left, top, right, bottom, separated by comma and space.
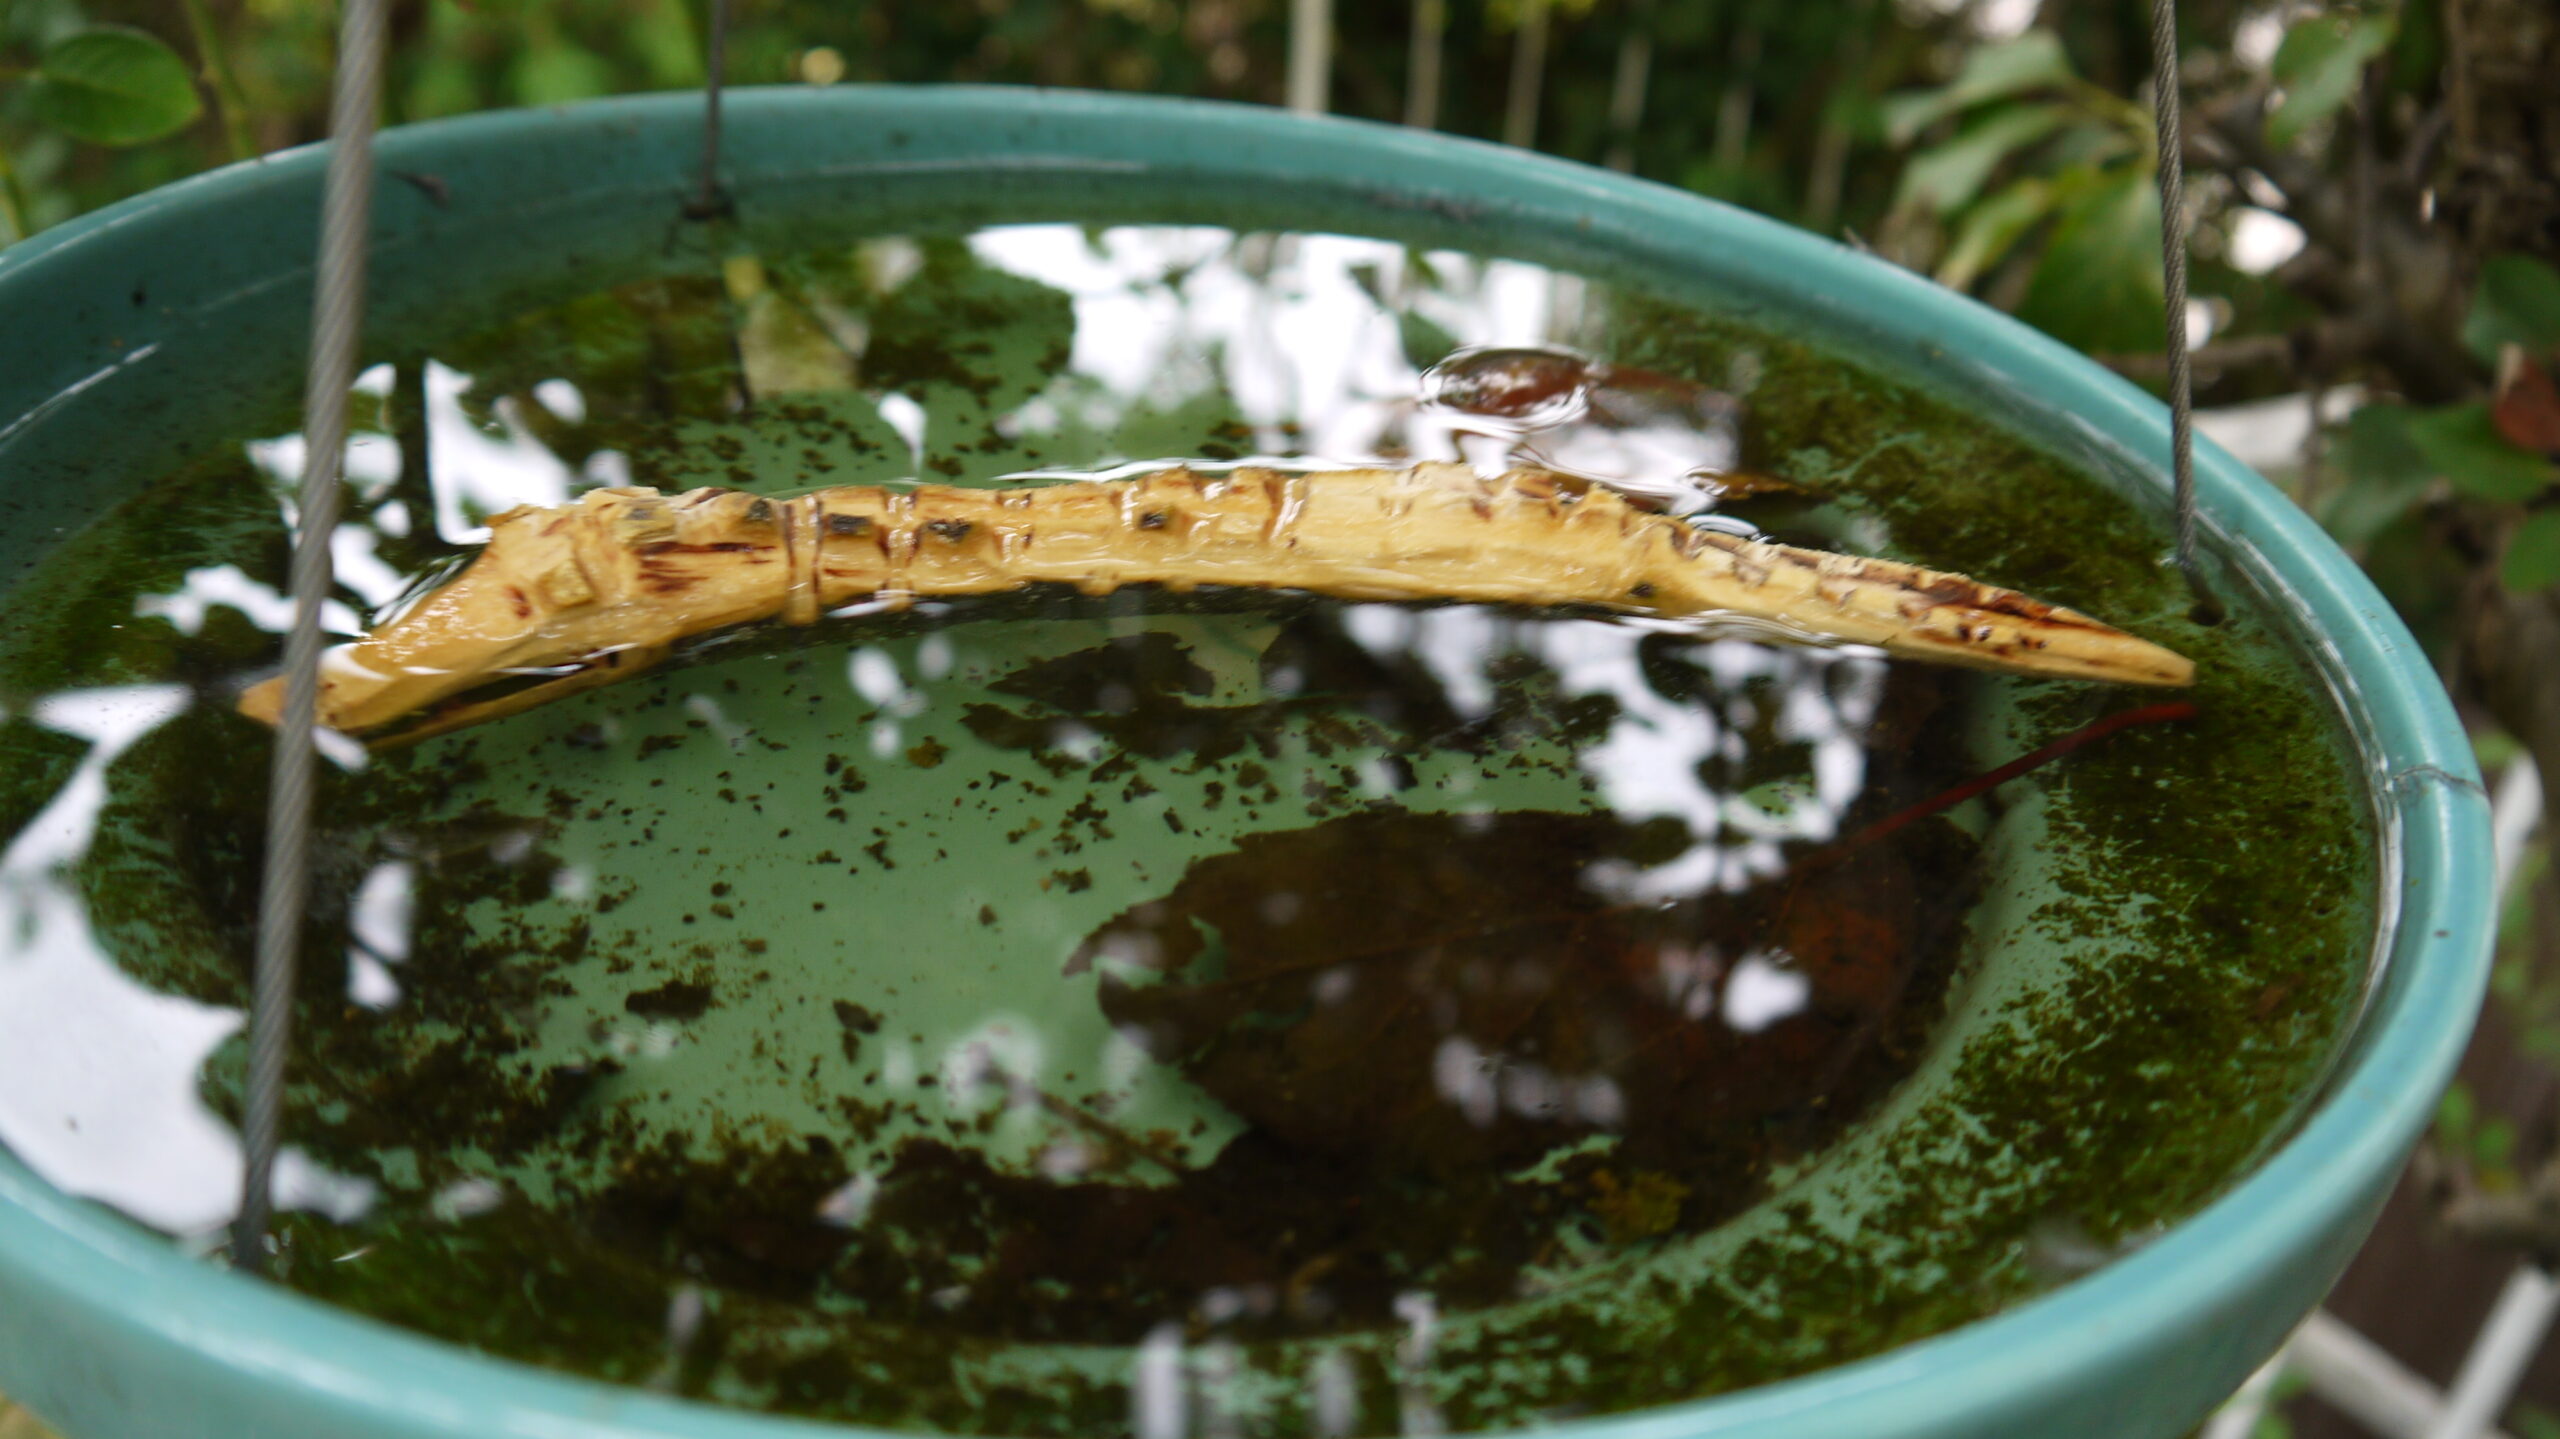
0, 225, 2372, 1435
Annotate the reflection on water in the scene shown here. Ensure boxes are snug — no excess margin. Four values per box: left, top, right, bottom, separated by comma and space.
0, 222, 2366, 1435
0, 684, 235, 1232
0, 685, 374, 1234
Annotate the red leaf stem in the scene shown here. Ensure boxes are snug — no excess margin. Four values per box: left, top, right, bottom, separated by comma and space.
1828, 699, 2202, 857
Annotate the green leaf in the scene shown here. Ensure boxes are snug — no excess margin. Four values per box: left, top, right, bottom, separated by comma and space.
2319, 403, 2432, 548
1345, 261, 1393, 308
1936, 176, 2056, 291
2391, 0, 2446, 92
2501, 840, 2548, 955
629, 0, 707, 88
1894, 103, 2068, 217
2474, 728, 2524, 771
404, 52, 483, 122
2463, 254, 2560, 363
2511, 1402, 2560, 1439
1882, 31, 2077, 144
26, 27, 204, 147
2502, 510, 2560, 593
2267, 9, 2397, 148
2408, 403, 2557, 502
0, 719, 90, 857
2437, 1080, 2476, 1145
2361, 506, 2468, 664
1398, 310, 1460, 372
2038, 118, 2139, 171
2479, 1115, 2518, 1172
2017, 165, 2164, 355
509, 40, 615, 108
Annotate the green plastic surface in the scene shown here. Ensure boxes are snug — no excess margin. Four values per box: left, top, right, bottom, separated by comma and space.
0, 88, 2494, 1439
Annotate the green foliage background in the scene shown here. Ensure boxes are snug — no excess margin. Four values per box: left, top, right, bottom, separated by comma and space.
5, 0, 2551, 609
4, 0, 2556, 873
3, 4, 2559, 1432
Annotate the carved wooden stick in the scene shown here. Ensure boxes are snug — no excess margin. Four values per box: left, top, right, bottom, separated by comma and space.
240, 464, 2192, 742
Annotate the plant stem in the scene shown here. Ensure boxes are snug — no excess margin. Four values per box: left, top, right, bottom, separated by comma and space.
1501, 0, 1550, 149
1820, 700, 2202, 857
0, 143, 29, 246
2068, 77, 2155, 134
178, 0, 257, 161
1403, 0, 1444, 130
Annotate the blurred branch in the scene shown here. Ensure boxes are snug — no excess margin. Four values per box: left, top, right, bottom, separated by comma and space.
2189, 87, 2357, 258
1502, 0, 1549, 148
2094, 315, 2399, 386
2427, 1134, 2560, 1265
1602, 0, 1654, 174
1404, 0, 1444, 130
1712, 19, 1760, 173
2469, 585, 2560, 849
2097, 332, 2300, 379
2402, 104, 2453, 192
2183, 67, 2484, 403
2299, 376, 2331, 509
0, 146, 27, 246
2443, 0, 2478, 148
178, 0, 258, 162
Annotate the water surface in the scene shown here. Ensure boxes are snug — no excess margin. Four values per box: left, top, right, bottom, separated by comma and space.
0, 224, 2373, 1434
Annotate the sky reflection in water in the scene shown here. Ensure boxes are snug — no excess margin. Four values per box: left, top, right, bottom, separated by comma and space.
0, 224, 1870, 1284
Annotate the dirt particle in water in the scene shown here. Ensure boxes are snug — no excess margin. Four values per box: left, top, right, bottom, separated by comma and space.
1587, 1169, 1691, 1243
625, 978, 715, 1020
906, 738, 948, 768
959, 703, 1054, 752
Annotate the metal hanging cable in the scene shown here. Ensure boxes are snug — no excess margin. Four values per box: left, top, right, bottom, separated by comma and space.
234, 0, 389, 1274
686, 0, 733, 220
221, 0, 2218, 1281
2146, 0, 2221, 620
240, 0, 733, 1273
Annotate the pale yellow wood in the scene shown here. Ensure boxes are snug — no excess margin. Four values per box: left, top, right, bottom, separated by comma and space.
0, 1393, 65, 1439
240, 465, 2195, 743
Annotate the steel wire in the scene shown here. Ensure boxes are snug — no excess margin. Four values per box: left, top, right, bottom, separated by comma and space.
233, 0, 387, 1274
687, 0, 733, 219
2147, 0, 2220, 619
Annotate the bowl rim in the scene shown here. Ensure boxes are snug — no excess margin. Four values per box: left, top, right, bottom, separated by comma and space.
0, 85, 2494, 1439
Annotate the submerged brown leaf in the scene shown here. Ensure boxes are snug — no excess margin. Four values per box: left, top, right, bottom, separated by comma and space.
1071, 807, 1978, 1175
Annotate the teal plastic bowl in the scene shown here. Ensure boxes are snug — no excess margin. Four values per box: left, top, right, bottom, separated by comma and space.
0, 88, 2493, 1439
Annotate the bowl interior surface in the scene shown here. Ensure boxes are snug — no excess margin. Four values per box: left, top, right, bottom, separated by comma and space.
0, 88, 2493, 1439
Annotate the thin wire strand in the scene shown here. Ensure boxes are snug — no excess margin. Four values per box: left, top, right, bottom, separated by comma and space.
1403, 0, 1445, 130
687, 0, 732, 219
2146, 0, 2219, 619
1286, 0, 1333, 114
234, 0, 388, 1274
